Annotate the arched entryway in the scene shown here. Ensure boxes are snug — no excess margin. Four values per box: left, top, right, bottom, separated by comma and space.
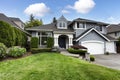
58, 35, 68, 48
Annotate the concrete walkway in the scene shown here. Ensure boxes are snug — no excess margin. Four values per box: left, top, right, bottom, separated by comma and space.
94, 54, 120, 70
61, 51, 79, 58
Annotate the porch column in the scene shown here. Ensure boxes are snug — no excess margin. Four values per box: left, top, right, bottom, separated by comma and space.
39, 32, 42, 46
69, 38, 73, 48
54, 34, 59, 47
68, 34, 73, 48
54, 37, 59, 47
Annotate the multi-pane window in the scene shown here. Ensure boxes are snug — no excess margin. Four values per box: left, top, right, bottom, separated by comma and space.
59, 22, 66, 27
38, 32, 52, 45
63, 23, 65, 27
115, 32, 119, 37
77, 22, 85, 28
59, 23, 62, 27
100, 26, 102, 31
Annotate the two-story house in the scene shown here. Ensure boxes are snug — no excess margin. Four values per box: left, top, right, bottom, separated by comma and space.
26, 16, 116, 54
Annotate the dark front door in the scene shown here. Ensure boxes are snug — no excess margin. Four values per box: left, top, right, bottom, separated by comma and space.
58, 36, 66, 48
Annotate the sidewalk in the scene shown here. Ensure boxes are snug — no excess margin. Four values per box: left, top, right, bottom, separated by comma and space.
60, 51, 79, 58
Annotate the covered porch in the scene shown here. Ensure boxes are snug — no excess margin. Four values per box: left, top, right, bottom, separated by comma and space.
54, 33, 73, 49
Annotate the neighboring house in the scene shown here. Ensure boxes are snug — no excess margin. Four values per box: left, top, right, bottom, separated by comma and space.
0, 13, 31, 40
26, 15, 116, 54
9, 17, 25, 30
107, 24, 120, 39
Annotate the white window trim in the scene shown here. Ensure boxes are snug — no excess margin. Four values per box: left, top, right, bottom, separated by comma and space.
58, 21, 67, 29
74, 23, 86, 29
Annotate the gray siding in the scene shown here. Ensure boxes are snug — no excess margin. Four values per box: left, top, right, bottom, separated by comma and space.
78, 31, 106, 43
86, 23, 107, 34
73, 22, 107, 38
86, 23, 97, 29
75, 29, 86, 37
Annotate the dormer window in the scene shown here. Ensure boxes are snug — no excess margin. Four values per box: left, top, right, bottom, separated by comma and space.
57, 15, 67, 29
59, 22, 66, 27
77, 22, 85, 29
63, 23, 65, 27
60, 23, 62, 27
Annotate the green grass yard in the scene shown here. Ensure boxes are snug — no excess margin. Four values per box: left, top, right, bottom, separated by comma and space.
0, 53, 120, 80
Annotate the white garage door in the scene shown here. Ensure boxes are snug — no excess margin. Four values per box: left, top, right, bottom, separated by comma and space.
81, 41, 104, 55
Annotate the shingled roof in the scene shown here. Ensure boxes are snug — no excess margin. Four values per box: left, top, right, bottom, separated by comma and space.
0, 13, 18, 27
26, 23, 74, 33
107, 24, 120, 33
69, 18, 109, 26
0, 13, 31, 36
9, 17, 24, 24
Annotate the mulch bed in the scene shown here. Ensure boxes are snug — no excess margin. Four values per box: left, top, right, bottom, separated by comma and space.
0, 52, 32, 62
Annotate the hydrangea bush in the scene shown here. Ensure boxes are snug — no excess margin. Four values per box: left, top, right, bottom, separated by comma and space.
9, 46, 26, 57
0, 43, 7, 60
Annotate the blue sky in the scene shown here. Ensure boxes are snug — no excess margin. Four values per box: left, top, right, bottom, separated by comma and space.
0, 0, 120, 24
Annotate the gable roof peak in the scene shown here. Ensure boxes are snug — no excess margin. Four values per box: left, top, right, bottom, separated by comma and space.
58, 15, 67, 21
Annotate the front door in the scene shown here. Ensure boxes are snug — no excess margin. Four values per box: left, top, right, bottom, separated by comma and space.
58, 35, 67, 48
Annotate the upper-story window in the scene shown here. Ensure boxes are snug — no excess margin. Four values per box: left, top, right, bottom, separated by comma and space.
63, 23, 65, 27
77, 22, 85, 29
100, 26, 102, 31
59, 22, 66, 28
115, 32, 119, 37
59, 23, 62, 27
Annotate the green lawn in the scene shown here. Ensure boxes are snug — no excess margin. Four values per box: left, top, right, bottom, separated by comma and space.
0, 53, 120, 80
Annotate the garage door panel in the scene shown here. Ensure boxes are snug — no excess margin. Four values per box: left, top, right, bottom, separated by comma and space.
81, 41, 104, 55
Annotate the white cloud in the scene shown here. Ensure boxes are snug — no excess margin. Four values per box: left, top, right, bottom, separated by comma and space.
107, 16, 120, 24
66, 0, 95, 14
61, 9, 70, 14
24, 3, 50, 17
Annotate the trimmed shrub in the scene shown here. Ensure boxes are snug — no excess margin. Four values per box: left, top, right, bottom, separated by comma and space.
90, 55, 95, 62
0, 43, 7, 60
31, 37, 38, 48
0, 21, 16, 47
0, 21, 27, 47
67, 48, 87, 56
31, 48, 51, 54
14, 27, 28, 47
9, 46, 26, 57
47, 37, 54, 48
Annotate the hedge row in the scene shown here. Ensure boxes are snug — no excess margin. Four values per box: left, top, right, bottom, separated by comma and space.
0, 21, 27, 47
47, 37, 54, 48
67, 48, 87, 56
31, 37, 38, 48
31, 48, 51, 54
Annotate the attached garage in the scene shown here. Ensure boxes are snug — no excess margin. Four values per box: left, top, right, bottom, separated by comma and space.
75, 28, 117, 55
81, 41, 104, 55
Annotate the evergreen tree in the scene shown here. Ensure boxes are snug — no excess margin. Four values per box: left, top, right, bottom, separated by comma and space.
25, 14, 43, 28
53, 17, 57, 23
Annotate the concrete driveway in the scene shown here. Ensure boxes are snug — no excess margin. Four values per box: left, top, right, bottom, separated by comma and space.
94, 54, 120, 70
